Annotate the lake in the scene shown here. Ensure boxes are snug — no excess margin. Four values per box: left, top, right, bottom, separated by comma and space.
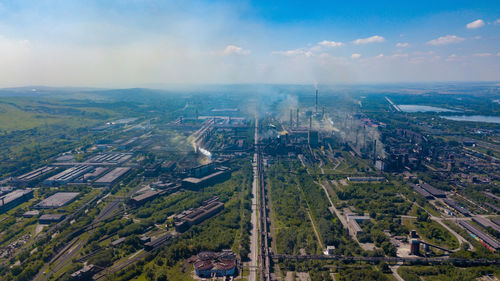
397, 104, 458, 113
441, 115, 500, 124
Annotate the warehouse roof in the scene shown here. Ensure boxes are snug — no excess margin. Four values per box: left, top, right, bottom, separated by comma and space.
35, 192, 79, 208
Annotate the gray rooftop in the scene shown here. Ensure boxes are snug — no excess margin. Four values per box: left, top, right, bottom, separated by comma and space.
35, 192, 80, 208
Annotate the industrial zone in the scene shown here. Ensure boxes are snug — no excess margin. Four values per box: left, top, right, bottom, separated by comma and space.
0, 86, 499, 281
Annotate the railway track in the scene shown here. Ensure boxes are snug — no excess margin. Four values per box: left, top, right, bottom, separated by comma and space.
273, 254, 500, 266
256, 125, 272, 281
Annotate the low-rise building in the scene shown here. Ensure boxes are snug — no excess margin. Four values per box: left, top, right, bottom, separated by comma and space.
419, 182, 446, 198
23, 210, 40, 218
175, 197, 224, 232
39, 214, 66, 224
193, 251, 237, 278
130, 190, 159, 206
346, 214, 370, 237
70, 264, 97, 280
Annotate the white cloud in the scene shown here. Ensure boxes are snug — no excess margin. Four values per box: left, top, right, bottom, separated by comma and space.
351, 53, 361, 59
466, 19, 485, 29
391, 53, 408, 58
495, 19, 500, 25
318, 40, 344, 47
272, 48, 312, 57
223, 45, 250, 55
426, 35, 465, 46
445, 54, 458, 62
497, 52, 500, 56
395, 42, 409, 48
376, 54, 384, 58
353, 35, 385, 44
473, 53, 493, 57
413, 51, 435, 56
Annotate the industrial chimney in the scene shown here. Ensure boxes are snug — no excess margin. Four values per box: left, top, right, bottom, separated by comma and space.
315, 89, 318, 113
296, 108, 300, 128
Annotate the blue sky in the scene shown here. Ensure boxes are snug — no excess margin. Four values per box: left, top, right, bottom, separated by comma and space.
0, 0, 498, 87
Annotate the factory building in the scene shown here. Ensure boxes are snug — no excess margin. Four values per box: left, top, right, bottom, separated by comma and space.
182, 167, 231, 189
193, 251, 237, 278
0, 189, 33, 213
419, 182, 446, 198
39, 214, 66, 224
443, 198, 471, 216
70, 264, 97, 280
144, 233, 175, 251
23, 210, 39, 218
188, 163, 215, 178
144, 162, 161, 177
44, 165, 93, 185
74, 167, 109, 183
35, 192, 80, 209
130, 190, 159, 206
13, 166, 59, 186
409, 183, 433, 199
346, 214, 370, 237
110, 237, 126, 247
94, 167, 131, 187
174, 197, 224, 232
86, 153, 133, 164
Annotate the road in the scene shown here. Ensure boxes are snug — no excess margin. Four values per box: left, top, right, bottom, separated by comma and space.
431, 216, 474, 251
390, 262, 405, 281
248, 118, 259, 281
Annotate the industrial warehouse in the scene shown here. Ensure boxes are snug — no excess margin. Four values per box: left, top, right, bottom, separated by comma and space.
0, 189, 33, 213
93, 167, 131, 186
174, 196, 224, 232
35, 192, 80, 209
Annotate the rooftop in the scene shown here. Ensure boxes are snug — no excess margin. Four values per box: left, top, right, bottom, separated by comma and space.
35, 192, 79, 208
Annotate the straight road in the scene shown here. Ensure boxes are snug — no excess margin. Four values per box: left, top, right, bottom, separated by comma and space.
248, 117, 259, 281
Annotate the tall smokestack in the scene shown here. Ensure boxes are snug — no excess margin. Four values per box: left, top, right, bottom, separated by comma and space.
290, 109, 293, 127
322, 106, 325, 118
309, 115, 312, 131
315, 89, 318, 113
296, 108, 300, 128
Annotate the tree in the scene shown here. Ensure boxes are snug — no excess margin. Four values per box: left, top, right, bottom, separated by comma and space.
416, 209, 430, 222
